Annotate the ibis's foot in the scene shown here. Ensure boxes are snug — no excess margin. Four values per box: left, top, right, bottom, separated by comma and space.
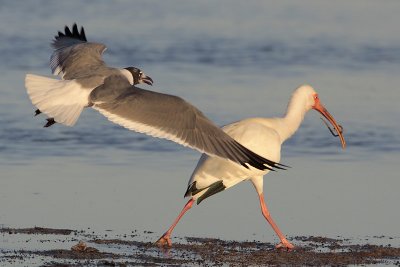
276, 240, 294, 250
155, 233, 172, 247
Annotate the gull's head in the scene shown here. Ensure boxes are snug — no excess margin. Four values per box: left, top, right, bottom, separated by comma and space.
124, 67, 154, 86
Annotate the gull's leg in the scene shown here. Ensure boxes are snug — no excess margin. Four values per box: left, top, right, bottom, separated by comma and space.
156, 198, 194, 247
258, 193, 294, 250
44, 118, 56, 127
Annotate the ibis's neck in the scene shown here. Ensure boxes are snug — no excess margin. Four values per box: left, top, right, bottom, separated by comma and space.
278, 96, 308, 143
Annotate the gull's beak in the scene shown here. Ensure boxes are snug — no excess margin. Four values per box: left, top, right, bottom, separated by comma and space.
141, 73, 153, 86
313, 98, 346, 149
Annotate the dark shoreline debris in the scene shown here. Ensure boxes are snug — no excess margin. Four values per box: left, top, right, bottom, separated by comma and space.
1, 227, 399, 266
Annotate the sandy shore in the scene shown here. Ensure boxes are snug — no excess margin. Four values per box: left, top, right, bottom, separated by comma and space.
1, 227, 400, 266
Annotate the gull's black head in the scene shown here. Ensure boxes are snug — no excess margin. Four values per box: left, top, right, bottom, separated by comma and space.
124, 67, 153, 86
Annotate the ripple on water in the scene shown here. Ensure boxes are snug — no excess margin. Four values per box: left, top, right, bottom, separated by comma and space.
1, 111, 399, 165
2, 27, 400, 73
283, 121, 400, 158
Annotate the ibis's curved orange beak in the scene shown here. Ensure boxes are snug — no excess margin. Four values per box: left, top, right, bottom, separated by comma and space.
313, 96, 346, 149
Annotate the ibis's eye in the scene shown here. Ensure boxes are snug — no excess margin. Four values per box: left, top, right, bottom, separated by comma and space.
313, 94, 318, 100
139, 71, 143, 77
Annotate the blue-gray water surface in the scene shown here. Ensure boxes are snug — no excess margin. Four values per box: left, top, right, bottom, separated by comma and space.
1, 0, 399, 250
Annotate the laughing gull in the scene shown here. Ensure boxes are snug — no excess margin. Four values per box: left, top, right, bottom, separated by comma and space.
26, 24, 287, 171
26, 24, 153, 127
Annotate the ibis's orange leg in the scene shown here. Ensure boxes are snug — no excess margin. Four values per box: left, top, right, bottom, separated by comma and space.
259, 194, 294, 250
156, 198, 195, 247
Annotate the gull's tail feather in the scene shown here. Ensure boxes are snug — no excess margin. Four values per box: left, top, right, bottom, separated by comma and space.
25, 74, 89, 126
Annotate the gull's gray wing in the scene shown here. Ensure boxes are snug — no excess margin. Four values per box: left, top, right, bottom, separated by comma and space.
90, 75, 287, 171
50, 24, 107, 79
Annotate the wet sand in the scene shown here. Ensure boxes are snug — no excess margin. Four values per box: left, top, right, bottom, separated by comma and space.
1, 227, 399, 266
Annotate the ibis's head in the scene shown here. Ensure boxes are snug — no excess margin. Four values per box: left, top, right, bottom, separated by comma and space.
298, 85, 346, 149
124, 67, 154, 86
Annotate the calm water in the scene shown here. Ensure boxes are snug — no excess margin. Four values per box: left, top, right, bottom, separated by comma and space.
1, 0, 400, 248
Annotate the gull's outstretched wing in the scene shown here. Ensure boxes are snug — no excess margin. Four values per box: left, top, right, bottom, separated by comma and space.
90, 75, 287, 171
50, 24, 107, 79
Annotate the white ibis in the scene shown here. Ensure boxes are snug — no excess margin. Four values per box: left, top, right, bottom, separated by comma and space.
156, 85, 346, 250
